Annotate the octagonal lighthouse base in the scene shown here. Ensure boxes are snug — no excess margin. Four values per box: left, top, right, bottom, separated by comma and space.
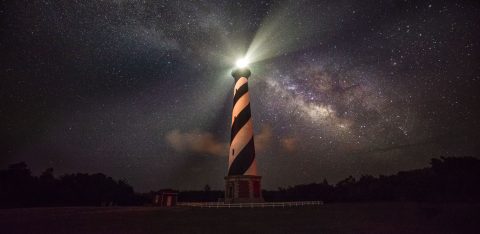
224, 175, 263, 203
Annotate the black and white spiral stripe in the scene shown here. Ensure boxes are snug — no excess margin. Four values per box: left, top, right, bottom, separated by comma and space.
228, 75, 257, 176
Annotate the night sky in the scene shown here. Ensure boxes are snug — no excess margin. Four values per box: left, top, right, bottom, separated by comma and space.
1, 0, 479, 191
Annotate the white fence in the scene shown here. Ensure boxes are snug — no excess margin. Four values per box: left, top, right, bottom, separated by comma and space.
178, 201, 323, 208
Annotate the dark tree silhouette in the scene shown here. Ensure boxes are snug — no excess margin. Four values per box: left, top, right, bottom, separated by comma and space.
1, 156, 480, 207
261, 156, 480, 203
0, 162, 35, 207
0, 163, 138, 208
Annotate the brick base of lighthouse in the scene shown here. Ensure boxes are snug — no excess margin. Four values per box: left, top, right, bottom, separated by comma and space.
224, 175, 263, 203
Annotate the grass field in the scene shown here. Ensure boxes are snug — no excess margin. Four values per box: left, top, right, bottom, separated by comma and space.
1, 202, 479, 233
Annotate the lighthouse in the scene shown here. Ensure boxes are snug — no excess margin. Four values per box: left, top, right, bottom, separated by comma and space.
225, 59, 263, 203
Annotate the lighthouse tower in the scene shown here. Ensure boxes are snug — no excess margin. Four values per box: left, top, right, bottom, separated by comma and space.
225, 66, 263, 203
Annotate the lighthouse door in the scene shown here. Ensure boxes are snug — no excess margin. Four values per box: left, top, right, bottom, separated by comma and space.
227, 182, 234, 198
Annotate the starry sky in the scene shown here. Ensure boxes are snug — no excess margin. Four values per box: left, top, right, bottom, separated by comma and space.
1, 0, 479, 191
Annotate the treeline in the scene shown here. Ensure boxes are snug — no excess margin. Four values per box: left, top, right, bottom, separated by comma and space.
0, 162, 140, 208
264, 156, 480, 202
1, 156, 480, 207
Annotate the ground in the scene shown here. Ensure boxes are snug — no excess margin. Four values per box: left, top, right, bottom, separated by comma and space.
0, 203, 479, 233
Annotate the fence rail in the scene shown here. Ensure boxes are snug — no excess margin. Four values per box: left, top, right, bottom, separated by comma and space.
178, 201, 323, 208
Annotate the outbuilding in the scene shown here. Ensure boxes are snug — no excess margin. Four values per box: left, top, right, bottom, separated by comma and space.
153, 190, 178, 207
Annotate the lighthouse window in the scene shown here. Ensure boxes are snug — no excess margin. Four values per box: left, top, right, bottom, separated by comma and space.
253, 181, 261, 198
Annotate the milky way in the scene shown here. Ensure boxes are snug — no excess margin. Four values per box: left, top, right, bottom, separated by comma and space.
1, 0, 479, 191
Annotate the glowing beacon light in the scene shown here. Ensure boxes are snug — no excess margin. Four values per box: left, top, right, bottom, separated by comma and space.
235, 58, 249, 68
